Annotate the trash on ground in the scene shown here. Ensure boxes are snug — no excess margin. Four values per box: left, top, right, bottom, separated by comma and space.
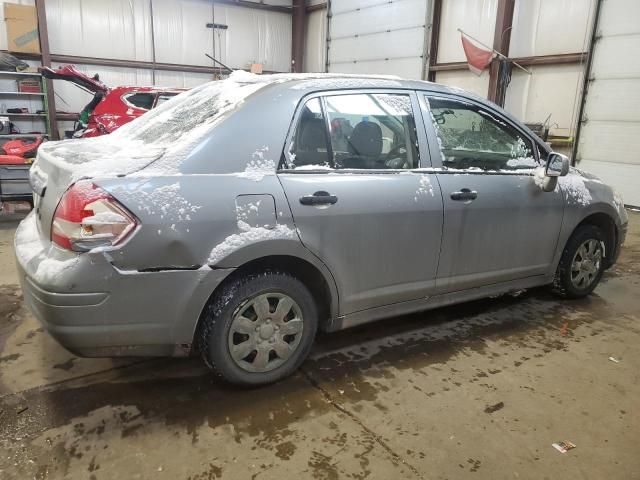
16, 406, 28, 415
559, 322, 569, 336
552, 441, 576, 453
484, 401, 504, 414
609, 356, 620, 363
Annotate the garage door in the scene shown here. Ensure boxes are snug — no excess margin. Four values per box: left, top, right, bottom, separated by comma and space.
576, 0, 640, 206
327, 0, 429, 79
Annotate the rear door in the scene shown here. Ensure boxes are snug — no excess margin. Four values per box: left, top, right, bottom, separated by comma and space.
278, 91, 443, 316
420, 94, 565, 293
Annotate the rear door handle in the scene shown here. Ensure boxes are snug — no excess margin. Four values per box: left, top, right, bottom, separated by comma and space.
450, 188, 478, 201
300, 191, 338, 206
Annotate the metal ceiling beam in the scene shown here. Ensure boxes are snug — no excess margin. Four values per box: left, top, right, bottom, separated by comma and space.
487, 0, 515, 105
34, 0, 59, 140
292, 0, 305, 72
48, 54, 284, 75
429, 52, 586, 72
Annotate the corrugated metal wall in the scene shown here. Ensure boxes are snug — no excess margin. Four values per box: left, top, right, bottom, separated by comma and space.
576, 0, 640, 206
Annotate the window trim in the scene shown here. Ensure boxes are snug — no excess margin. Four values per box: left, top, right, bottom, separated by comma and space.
419, 92, 543, 175
278, 89, 430, 174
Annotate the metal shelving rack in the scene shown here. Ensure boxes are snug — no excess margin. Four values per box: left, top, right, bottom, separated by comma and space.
0, 70, 50, 140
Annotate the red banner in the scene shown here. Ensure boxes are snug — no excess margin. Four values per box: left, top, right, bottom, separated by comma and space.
461, 34, 494, 75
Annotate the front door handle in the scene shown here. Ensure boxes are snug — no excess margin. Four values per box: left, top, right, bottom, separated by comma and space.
450, 188, 478, 201
300, 191, 338, 206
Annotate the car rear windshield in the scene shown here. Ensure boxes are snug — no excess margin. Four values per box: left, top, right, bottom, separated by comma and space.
112, 75, 266, 148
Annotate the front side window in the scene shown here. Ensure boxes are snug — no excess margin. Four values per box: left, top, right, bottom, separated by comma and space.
426, 96, 538, 171
325, 93, 419, 169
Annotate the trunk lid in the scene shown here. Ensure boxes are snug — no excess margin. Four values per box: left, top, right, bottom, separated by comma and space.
40, 65, 108, 94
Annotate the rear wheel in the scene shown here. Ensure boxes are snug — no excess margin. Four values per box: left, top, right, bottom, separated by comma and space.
198, 271, 318, 387
552, 225, 606, 298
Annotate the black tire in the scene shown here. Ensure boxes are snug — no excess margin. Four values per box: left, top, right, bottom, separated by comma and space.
551, 224, 606, 299
197, 270, 318, 387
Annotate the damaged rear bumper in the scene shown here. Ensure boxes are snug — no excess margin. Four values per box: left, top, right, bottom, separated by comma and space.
15, 214, 234, 357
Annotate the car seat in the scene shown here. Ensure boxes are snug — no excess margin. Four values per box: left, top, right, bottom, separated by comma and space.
295, 118, 330, 167
343, 121, 383, 169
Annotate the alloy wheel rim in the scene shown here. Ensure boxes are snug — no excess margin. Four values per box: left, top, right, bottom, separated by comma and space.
570, 239, 602, 290
228, 293, 304, 373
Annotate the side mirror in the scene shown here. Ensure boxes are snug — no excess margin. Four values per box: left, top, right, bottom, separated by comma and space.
545, 152, 570, 177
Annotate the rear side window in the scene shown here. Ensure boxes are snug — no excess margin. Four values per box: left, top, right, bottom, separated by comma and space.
286, 93, 419, 170
286, 98, 331, 169
123, 92, 155, 110
426, 96, 538, 171
325, 93, 418, 170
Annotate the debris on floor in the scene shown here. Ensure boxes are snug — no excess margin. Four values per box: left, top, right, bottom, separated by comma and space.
552, 441, 576, 453
559, 322, 569, 336
484, 401, 504, 414
608, 356, 620, 363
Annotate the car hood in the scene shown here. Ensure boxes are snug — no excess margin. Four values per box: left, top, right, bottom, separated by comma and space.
40, 65, 108, 94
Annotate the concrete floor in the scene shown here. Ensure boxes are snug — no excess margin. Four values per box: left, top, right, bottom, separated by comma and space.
0, 210, 638, 480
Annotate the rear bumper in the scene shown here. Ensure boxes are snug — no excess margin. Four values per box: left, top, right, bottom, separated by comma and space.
15, 213, 234, 357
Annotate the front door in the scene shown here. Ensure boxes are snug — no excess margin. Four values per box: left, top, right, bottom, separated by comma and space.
421, 94, 565, 293
278, 92, 443, 316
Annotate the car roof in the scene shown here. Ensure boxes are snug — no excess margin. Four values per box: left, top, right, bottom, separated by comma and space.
234, 71, 487, 108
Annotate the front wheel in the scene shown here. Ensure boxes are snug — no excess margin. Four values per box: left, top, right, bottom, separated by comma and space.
198, 271, 318, 387
552, 225, 606, 298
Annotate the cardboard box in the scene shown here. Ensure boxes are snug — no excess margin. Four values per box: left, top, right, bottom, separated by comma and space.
4, 3, 40, 54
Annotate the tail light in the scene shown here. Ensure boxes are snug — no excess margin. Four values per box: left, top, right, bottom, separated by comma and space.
52, 181, 138, 251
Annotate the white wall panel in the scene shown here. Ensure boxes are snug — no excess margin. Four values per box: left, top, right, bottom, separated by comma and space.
504, 63, 583, 136
435, 70, 490, 98
332, 57, 423, 79
46, 0, 153, 61
0, 0, 35, 51
153, 70, 212, 88
46, 0, 290, 72
213, 5, 292, 72
577, 0, 640, 205
152, 0, 213, 66
437, 0, 497, 63
510, 0, 594, 57
304, 9, 326, 72
328, 0, 427, 78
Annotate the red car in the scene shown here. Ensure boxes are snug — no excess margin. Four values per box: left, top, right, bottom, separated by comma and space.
41, 65, 186, 137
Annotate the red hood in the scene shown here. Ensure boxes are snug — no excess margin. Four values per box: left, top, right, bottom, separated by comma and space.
40, 65, 108, 94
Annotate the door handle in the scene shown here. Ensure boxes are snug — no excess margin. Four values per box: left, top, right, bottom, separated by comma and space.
450, 188, 478, 201
299, 191, 338, 206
